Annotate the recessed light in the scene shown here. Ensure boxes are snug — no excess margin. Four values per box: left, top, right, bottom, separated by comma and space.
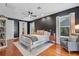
42, 18, 46, 21
46, 17, 51, 20
37, 7, 41, 10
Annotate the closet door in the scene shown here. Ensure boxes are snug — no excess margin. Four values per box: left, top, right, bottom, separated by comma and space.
24, 22, 28, 35
6, 20, 14, 40
30, 22, 35, 34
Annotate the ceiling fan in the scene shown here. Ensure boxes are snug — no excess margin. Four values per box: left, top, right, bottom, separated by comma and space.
22, 6, 42, 18
22, 11, 37, 18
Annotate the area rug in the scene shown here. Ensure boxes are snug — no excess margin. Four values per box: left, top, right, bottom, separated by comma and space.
13, 41, 53, 56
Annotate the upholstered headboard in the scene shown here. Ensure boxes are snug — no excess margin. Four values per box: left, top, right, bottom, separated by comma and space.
33, 30, 50, 36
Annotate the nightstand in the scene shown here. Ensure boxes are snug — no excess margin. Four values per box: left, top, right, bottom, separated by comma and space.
49, 34, 56, 43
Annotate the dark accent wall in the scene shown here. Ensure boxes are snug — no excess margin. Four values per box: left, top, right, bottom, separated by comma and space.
31, 6, 79, 35
54, 6, 79, 25
27, 22, 30, 34
35, 16, 56, 34
14, 20, 19, 37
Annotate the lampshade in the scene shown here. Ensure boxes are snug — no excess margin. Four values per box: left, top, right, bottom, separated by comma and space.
75, 24, 79, 33
75, 24, 79, 29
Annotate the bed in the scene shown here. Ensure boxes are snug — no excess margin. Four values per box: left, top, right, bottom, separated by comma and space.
19, 30, 50, 50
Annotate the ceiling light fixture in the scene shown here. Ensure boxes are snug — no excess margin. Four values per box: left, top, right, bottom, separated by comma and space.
22, 11, 37, 18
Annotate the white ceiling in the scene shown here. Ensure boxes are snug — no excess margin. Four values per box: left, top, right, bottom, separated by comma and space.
0, 3, 79, 21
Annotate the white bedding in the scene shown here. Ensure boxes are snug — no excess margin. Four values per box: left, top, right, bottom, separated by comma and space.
30, 34, 49, 41
20, 33, 50, 49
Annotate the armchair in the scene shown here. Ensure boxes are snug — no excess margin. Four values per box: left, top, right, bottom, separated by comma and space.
60, 36, 79, 52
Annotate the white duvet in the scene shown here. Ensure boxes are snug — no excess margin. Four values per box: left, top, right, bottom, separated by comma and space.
30, 34, 49, 41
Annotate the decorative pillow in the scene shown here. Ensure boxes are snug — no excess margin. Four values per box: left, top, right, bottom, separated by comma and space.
39, 30, 44, 35
37, 30, 44, 35
44, 31, 50, 36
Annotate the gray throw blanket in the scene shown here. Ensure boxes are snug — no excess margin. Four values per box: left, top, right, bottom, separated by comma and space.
24, 35, 38, 42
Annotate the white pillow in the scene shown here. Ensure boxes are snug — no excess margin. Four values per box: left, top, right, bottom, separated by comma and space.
44, 31, 50, 36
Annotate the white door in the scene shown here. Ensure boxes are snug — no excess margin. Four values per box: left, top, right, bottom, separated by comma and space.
30, 22, 35, 34
6, 20, 14, 40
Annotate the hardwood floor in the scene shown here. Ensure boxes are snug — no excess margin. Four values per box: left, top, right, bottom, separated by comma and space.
0, 40, 79, 56
39, 44, 79, 56
0, 40, 22, 56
